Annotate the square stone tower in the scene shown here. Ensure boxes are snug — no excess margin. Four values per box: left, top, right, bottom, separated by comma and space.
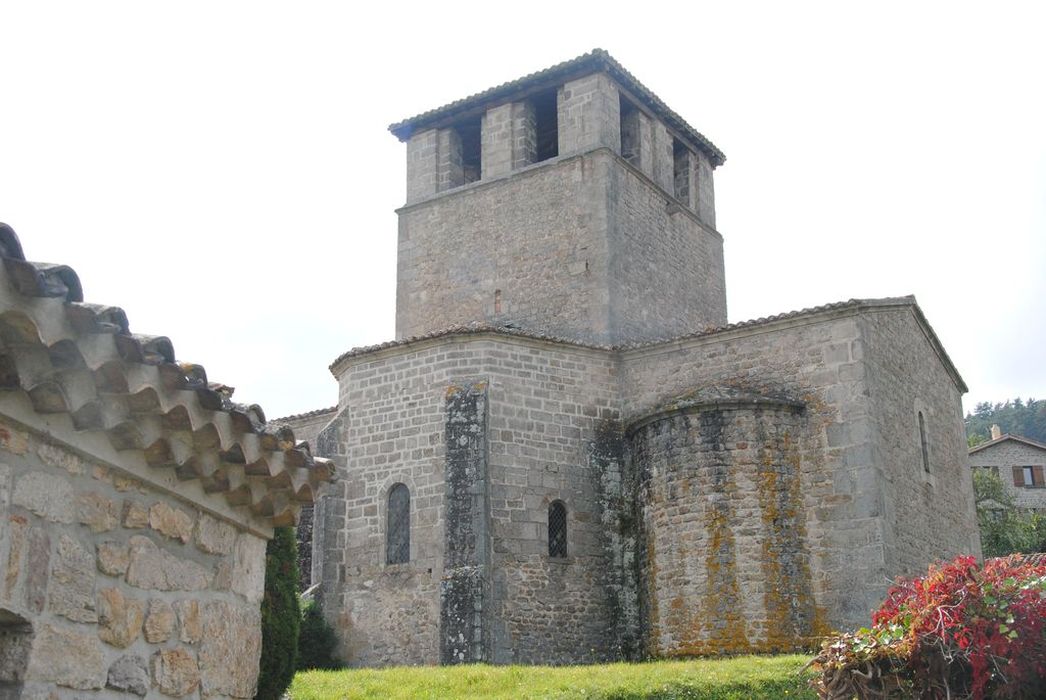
391, 50, 727, 344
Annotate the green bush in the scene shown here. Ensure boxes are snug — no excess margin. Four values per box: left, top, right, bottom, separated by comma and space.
297, 599, 343, 671
255, 527, 300, 700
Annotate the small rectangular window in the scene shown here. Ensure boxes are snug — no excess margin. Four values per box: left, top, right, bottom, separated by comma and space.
1023, 466, 1035, 486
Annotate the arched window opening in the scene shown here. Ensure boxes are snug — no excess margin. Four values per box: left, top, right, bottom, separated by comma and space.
918, 411, 930, 473
548, 500, 567, 558
387, 483, 410, 565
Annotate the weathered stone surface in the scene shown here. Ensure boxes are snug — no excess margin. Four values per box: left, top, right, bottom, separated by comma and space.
25, 623, 105, 690
144, 598, 175, 643
149, 502, 194, 543
230, 534, 266, 603
194, 513, 237, 555
113, 474, 141, 492
49, 534, 96, 623
97, 540, 131, 577
151, 648, 200, 697
36, 441, 84, 475
212, 560, 233, 591
107, 654, 149, 696
122, 500, 150, 529
0, 421, 29, 455
76, 491, 119, 533
199, 600, 262, 698
3, 515, 27, 600
12, 472, 74, 523
125, 536, 211, 591
97, 587, 144, 648
24, 527, 49, 613
174, 599, 202, 644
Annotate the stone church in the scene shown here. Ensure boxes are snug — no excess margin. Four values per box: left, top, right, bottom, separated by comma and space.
279, 49, 981, 667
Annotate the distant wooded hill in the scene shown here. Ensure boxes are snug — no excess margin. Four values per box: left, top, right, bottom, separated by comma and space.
965, 398, 1046, 445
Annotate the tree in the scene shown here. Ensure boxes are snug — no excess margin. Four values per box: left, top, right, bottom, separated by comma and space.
256, 527, 301, 700
297, 599, 343, 671
972, 469, 1046, 557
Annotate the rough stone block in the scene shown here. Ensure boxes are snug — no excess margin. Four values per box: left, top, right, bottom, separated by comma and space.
76, 491, 119, 533
125, 535, 211, 592
107, 654, 149, 696
49, 534, 97, 623
25, 623, 105, 690
174, 599, 202, 644
97, 587, 144, 648
199, 600, 262, 698
144, 598, 175, 643
97, 540, 131, 577
151, 648, 200, 697
122, 500, 150, 529
149, 502, 195, 543
230, 534, 266, 603
13, 472, 74, 523
194, 513, 237, 555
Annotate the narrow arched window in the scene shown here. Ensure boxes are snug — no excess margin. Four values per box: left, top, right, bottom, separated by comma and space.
387, 483, 410, 565
548, 500, 567, 558
918, 412, 930, 473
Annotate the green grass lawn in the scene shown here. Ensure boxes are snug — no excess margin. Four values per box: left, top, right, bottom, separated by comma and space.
289, 654, 817, 699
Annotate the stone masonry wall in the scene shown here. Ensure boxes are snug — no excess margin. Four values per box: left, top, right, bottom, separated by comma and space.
969, 441, 1046, 511
326, 335, 626, 666
619, 310, 889, 629
396, 152, 613, 343
858, 309, 982, 574
606, 157, 726, 341
396, 149, 726, 345
631, 404, 826, 657
0, 417, 264, 698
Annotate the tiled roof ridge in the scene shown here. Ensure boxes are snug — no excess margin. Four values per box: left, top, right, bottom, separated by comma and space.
329, 297, 913, 370
0, 223, 334, 528
388, 48, 726, 167
269, 405, 338, 425
969, 432, 1046, 455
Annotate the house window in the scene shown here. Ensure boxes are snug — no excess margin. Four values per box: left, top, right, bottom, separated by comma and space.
1019, 466, 1044, 487
386, 483, 410, 565
548, 500, 567, 558
918, 411, 930, 473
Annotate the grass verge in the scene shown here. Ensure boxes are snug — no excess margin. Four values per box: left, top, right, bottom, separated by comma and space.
289, 654, 816, 699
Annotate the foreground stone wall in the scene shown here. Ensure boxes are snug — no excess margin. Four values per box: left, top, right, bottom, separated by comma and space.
969, 440, 1046, 511
0, 417, 264, 698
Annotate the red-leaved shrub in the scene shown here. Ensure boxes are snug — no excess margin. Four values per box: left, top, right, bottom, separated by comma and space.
810, 555, 1046, 699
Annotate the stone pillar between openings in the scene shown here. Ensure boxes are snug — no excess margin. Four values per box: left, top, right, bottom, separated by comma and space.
437, 128, 464, 192
481, 104, 514, 179
557, 73, 620, 157
405, 129, 439, 203
695, 152, 716, 229
649, 119, 675, 195
440, 380, 491, 664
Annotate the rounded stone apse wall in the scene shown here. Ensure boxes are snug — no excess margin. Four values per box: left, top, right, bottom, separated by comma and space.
629, 388, 828, 656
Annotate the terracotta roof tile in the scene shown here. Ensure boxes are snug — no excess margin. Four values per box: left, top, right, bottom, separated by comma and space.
0, 223, 334, 528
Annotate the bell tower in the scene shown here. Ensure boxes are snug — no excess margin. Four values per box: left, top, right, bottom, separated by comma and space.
390, 49, 727, 344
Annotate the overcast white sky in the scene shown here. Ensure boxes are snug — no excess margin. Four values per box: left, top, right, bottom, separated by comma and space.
1, 1, 1043, 420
